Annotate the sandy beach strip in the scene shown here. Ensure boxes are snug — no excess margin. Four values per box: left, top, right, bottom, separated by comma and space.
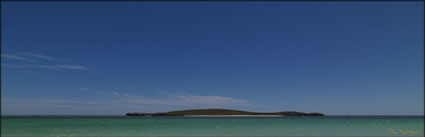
183, 115, 284, 117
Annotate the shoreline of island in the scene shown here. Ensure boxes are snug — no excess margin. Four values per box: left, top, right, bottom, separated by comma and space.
126, 109, 325, 116
183, 115, 285, 117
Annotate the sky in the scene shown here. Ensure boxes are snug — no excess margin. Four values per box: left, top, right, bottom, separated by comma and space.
1, 2, 423, 115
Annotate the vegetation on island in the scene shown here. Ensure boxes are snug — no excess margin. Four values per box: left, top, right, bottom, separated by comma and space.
126, 109, 324, 116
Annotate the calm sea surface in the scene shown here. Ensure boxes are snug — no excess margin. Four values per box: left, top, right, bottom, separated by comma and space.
2, 116, 423, 137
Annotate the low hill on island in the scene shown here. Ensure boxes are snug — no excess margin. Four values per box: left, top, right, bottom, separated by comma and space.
126, 109, 324, 116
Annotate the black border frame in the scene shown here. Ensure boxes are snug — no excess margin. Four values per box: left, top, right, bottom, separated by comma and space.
0, 0, 423, 137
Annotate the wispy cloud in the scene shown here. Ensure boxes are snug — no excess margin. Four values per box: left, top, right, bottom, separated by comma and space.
173, 95, 249, 106
2, 64, 90, 71
1, 52, 89, 71
106, 91, 250, 107
1, 63, 25, 68
2, 90, 250, 114
17, 52, 57, 61
34, 65, 90, 70
1, 54, 35, 62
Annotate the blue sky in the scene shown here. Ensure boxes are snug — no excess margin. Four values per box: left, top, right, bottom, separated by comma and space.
1, 2, 423, 115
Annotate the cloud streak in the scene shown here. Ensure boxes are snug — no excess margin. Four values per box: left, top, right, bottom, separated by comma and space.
2, 64, 90, 71
1, 63, 26, 68
1, 52, 89, 71
100, 91, 250, 107
17, 52, 57, 61
2, 90, 250, 115
173, 95, 249, 106
34, 65, 90, 70
1, 54, 35, 62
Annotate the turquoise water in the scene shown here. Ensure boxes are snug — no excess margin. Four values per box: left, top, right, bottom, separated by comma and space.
2, 116, 423, 137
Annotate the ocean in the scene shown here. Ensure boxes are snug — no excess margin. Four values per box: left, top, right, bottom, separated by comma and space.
2, 116, 423, 137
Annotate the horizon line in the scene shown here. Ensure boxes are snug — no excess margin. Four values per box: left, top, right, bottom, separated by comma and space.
2, 115, 424, 116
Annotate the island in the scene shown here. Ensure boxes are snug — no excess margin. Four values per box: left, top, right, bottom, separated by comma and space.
126, 109, 324, 116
